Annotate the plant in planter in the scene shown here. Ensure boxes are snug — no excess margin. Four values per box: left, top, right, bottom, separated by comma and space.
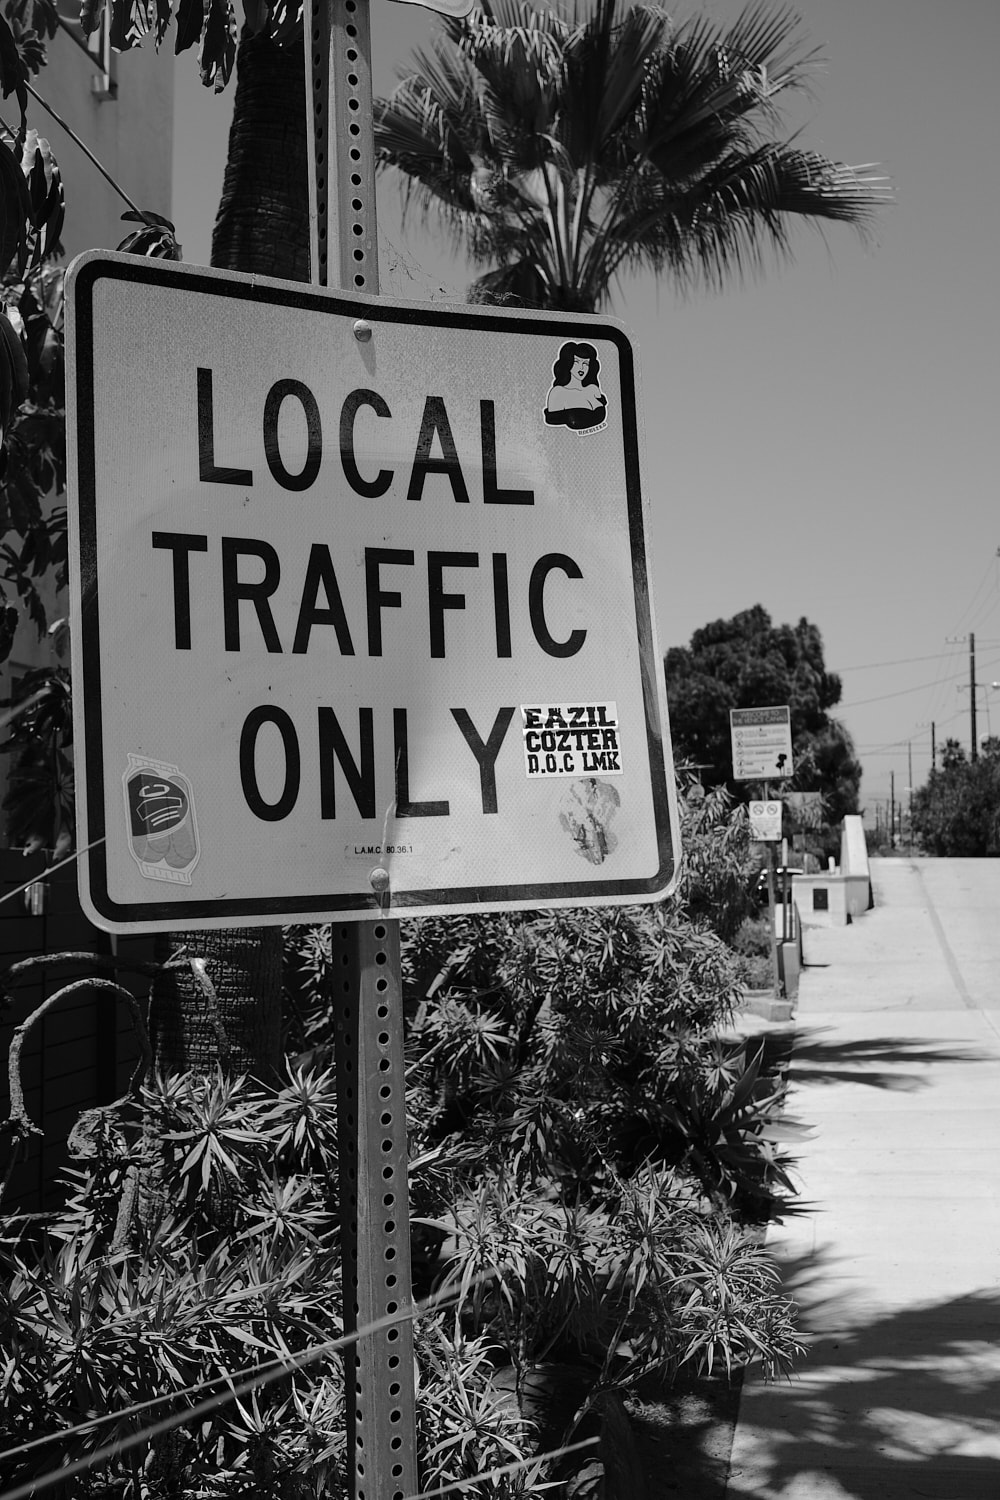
390, 899, 803, 1479
0, 1060, 548, 1500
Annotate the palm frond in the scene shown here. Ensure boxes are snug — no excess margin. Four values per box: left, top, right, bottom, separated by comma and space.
375, 0, 890, 314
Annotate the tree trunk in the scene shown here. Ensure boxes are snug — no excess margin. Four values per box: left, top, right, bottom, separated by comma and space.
150, 928, 283, 1078
147, 28, 310, 1080
212, 26, 310, 280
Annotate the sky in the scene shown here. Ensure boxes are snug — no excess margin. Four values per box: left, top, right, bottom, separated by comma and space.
171, 0, 1000, 819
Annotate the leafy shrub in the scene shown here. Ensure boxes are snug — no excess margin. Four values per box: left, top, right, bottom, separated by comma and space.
674, 784, 757, 943
730, 917, 773, 962
415, 1327, 544, 1499
5, 781, 801, 1497
730, 916, 775, 991
433, 1164, 801, 1388
0, 1061, 557, 1500
0, 1067, 347, 1500
398, 903, 795, 1217
734, 952, 774, 990
283, 925, 336, 1057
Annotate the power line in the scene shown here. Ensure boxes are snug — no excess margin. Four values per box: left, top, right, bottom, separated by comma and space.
839, 651, 1000, 712
838, 649, 965, 673
836, 642, 1000, 676
951, 555, 998, 635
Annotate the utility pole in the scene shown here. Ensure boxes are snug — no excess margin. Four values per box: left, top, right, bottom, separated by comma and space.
761, 780, 784, 999
908, 740, 913, 848
970, 631, 977, 761
890, 770, 895, 847
947, 634, 979, 761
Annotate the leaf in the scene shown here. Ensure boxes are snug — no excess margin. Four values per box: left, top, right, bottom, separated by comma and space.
38, 161, 64, 262
0, 602, 18, 661
120, 206, 176, 229
727, 1044, 764, 1115
116, 208, 181, 259
0, 12, 28, 125
109, 0, 147, 52
9, 0, 61, 42
11, 23, 47, 76
80, 0, 105, 37
174, 0, 203, 55
153, 0, 172, 45
199, 0, 237, 91
0, 137, 32, 275
0, 311, 30, 407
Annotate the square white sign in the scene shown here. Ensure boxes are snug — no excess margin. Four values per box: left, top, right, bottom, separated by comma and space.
67, 253, 678, 930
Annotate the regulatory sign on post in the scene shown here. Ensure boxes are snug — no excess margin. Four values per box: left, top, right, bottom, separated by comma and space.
749, 801, 782, 841
730, 705, 794, 782
66, 253, 678, 932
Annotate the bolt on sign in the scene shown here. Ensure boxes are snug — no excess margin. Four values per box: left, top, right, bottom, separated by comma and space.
729, 705, 794, 782
66, 253, 679, 932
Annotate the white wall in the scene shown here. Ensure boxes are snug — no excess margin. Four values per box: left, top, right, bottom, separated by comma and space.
46, 23, 174, 259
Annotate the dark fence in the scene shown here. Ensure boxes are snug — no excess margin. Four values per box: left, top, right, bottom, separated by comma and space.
0, 849, 152, 1217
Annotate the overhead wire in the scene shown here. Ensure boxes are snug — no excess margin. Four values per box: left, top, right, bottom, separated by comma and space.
900, 555, 1000, 733
838, 649, 969, 673
950, 555, 996, 636
840, 648, 1000, 712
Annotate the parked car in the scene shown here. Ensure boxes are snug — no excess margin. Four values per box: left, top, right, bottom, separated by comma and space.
753, 866, 803, 904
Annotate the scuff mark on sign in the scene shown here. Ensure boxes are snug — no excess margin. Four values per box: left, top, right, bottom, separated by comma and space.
557, 778, 620, 864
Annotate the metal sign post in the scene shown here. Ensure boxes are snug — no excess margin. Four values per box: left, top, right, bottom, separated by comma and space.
305, 2, 415, 1495
761, 781, 784, 999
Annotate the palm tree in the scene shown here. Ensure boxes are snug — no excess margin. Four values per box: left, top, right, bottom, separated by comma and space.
211, 25, 310, 280
375, 0, 888, 313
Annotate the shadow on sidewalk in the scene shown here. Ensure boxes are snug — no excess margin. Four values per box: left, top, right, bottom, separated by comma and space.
785, 1028, 993, 1093
726, 1266, 1000, 1499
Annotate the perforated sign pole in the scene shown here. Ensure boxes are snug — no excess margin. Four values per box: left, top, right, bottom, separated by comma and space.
305, 3, 417, 1496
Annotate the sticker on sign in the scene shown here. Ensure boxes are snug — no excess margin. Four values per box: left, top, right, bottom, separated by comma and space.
66, 253, 678, 931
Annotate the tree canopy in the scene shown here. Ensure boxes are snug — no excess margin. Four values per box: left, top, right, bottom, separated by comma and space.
911, 737, 1000, 857
664, 603, 861, 820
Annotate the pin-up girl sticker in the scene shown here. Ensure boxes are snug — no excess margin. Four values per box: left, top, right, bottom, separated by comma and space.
544, 341, 608, 432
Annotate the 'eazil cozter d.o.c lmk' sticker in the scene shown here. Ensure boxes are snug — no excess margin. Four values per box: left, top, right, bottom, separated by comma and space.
521, 702, 622, 779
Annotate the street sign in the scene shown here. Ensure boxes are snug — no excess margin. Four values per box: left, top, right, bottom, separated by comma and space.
67, 252, 678, 933
749, 801, 782, 841
730, 705, 794, 782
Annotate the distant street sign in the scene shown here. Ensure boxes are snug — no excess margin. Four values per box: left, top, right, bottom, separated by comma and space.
749, 801, 782, 841
66, 252, 679, 932
730, 706, 794, 782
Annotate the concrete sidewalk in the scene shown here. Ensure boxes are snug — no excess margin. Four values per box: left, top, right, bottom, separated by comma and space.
726, 858, 1000, 1499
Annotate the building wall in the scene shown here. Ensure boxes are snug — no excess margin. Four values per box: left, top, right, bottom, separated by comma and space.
46, 14, 175, 261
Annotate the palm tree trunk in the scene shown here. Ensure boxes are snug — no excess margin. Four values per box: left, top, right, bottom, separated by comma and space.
147, 28, 310, 1080
150, 928, 283, 1076
212, 26, 310, 280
